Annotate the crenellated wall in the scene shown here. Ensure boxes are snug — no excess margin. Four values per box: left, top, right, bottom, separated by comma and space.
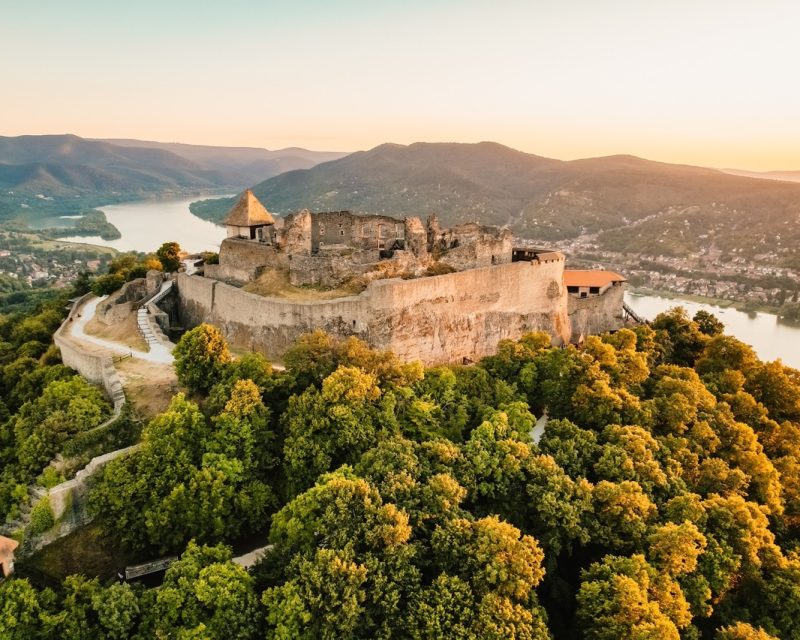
177, 257, 578, 365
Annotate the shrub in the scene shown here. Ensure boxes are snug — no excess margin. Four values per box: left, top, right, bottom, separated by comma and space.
29, 497, 55, 535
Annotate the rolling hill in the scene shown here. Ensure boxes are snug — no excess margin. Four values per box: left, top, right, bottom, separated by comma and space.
192, 142, 800, 257
100, 138, 347, 186
722, 168, 800, 184
0, 134, 346, 220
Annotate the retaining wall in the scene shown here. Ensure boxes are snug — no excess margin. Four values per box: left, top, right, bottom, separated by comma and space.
53, 294, 125, 412
17, 444, 141, 556
5, 294, 135, 556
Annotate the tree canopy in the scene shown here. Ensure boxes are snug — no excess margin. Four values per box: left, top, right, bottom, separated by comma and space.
6, 309, 800, 640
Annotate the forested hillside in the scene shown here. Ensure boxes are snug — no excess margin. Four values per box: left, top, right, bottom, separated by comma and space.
190, 142, 800, 248
0, 134, 345, 223
3, 307, 800, 639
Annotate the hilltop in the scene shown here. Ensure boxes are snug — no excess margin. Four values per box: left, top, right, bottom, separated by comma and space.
0, 134, 345, 221
100, 138, 347, 186
190, 141, 800, 246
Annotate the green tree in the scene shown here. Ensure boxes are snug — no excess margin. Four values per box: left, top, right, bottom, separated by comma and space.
263, 548, 368, 640
90, 582, 140, 640
0, 578, 55, 639
576, 554, 684, 640
589, 480, 657, 551
538, 418, 599, 479
282, 366, 396, 493
156, 241, 182, 272
651, 307, 708, 367
13, 376, 110, 475
143, 541, 261, 639
173, 323, 232, 394
694, 310, 725, 337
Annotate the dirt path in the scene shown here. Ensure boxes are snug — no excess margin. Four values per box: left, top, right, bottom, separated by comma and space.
66, 295, 178, 418
69, 296, 173, 364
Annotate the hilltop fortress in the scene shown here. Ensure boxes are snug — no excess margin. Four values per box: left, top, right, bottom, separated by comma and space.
174, 191, 627, 364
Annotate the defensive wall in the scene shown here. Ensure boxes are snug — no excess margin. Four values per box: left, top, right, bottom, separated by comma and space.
53, 293, 126, 411
177, 258, 573, 365
4, 294, 134, 556
567, 284, 626, 339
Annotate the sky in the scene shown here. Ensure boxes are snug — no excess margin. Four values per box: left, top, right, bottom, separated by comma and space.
2, 0, 799, 170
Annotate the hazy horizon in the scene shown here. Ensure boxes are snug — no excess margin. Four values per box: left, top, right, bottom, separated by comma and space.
3, 0, 799, 171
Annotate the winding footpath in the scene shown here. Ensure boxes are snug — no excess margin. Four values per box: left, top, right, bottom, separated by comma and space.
69, 295, 174, 364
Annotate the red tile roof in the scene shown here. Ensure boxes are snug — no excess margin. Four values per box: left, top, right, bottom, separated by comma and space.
563, 270, 627, 288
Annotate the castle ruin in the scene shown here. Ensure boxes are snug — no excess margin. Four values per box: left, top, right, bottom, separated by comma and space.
174, 191, 627, 364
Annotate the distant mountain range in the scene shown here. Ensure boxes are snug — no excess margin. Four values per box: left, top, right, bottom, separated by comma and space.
99, 138, 347, 186
0, 134, 345, 219
721, 168, 800, 184
191, 142, 800, 259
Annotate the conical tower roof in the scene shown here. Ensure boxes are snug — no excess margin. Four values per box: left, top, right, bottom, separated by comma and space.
223, 190, 275, 226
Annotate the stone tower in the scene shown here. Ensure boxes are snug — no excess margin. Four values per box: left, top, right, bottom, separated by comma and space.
224, 190, 275, 242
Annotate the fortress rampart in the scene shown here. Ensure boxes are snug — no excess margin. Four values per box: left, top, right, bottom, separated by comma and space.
178, 194, 628, 364
178, 257, 574, 364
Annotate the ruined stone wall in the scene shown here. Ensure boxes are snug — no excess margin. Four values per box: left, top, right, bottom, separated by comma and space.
12, 444, 141, 556
95, 279, 147, 325
177, 259, 572, 365
310, 211, 405, 252
433, 223, 513, 271
288, 252, 378, 288
209, 238, 288, 285
567, 284, 627, 341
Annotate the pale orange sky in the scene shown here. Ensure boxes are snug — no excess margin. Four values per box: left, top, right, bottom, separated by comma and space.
2, 0, 799, 170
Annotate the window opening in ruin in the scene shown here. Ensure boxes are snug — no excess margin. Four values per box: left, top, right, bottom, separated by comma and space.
320, 224, 326, 235
340, 229, 345, 236
581, 292, 588, 298
567, 286, 579, 293
589, 286, 600, 294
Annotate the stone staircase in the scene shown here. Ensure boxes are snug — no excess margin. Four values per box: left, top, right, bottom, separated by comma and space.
137, 279, 174, 350
622, 301, 646, 324
137, 307, 160, 349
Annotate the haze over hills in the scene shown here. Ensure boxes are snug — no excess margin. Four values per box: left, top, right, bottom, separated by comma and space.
191, 141, 800, 257
0, 134, 345, 219
721, 168, 800, 184
99, 138, 347, 186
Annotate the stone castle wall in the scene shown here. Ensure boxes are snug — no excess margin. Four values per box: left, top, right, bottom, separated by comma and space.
177, 258, 574, 365
567, 284, 627, 340
95, 279, 148, 326
53, 294, 126, 411
308, 211, 405, 252
206, 239, 288, 285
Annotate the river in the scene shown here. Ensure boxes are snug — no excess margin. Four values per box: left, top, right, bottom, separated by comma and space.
624, 292, 800, 368
64, 195, 230, 253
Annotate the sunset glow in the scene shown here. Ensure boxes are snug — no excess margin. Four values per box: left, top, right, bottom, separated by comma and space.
3, 0, 799, 169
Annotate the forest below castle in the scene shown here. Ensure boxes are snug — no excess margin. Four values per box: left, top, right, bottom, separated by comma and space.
2, 274, 800, 638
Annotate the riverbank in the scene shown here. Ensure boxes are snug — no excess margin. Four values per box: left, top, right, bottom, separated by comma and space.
630, 286, 782, 316
625, 291, 800, 367
60, 194, 233, 253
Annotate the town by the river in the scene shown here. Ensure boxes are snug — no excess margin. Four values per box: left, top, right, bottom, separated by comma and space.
65, 195, 800, 369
